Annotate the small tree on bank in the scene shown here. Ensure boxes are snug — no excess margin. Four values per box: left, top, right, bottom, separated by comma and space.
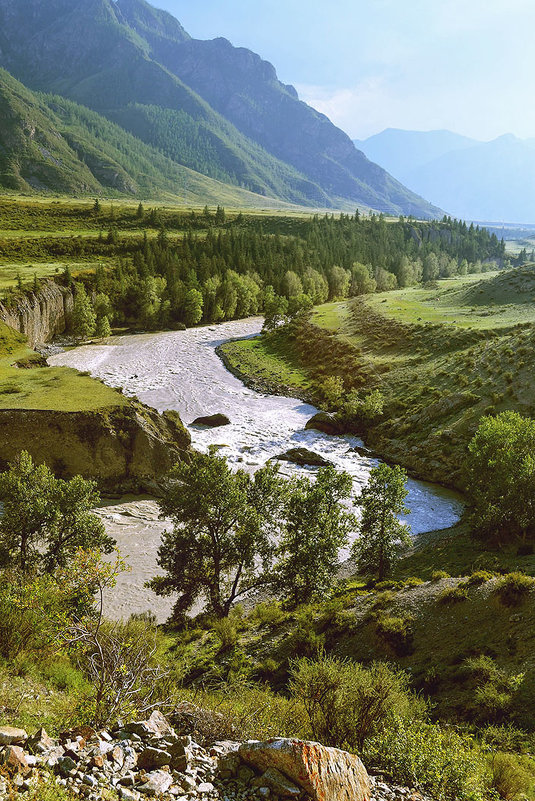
71, 282, 96, 340
147, 449, 285, 619
465, 411, 535, 542
274, 467, 355, 607
353, 463, 411, 581
0, 451, 114, 573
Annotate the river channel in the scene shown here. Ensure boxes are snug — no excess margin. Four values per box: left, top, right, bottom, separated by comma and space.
49, 318, 463, 621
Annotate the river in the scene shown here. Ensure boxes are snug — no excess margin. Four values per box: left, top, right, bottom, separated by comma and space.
49, 318, 463, 621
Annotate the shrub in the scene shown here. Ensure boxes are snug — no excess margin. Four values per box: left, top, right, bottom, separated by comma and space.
431, 570, 451, 581
403, 577, 424, 588
464, 570, 494, 587
289, 654, 420, 752
483, 724, 533, 754
211, 617, 239, 650
475, 683, 515, 723
439, 585, 469, 604
494, 572, 535, 607
248, 601, 286, 628
370, 590, 396, 610
364, 718, 490, 801
465, 655, 525, 725
490, 752, 532, 801
375, 613, 415, 656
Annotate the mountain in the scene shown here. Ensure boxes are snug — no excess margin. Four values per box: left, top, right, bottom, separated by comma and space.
354, 128, 479, 182
405, 134, 535, 223
357, 128, 535, 223
0, 0, 440, 216
0, 67, 300, 207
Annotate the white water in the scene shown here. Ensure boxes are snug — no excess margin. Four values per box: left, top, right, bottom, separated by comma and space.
49, 318, 463, 620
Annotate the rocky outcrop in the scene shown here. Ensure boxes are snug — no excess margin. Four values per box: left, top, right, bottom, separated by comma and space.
0, 280, 74, 347
191, 413, 231, 428
0, 402, 191, 493
0, 714, 432, 801
305, 412, 344, 436
239, 739, 370, 801
276, 448, 332, 467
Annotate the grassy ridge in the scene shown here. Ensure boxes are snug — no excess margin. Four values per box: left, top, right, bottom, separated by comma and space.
220, 269, 535, 488
0, 321, 126, 411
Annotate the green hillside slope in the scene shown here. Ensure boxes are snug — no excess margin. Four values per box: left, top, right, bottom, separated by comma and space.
0, 0, 440, 215
0, 69, 304, 207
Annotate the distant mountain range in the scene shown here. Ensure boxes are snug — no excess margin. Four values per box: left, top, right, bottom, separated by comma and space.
0, 0, 439, 216
355, 128, 535, 223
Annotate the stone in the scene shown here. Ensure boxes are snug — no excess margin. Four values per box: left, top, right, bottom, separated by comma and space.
137, 747, 172, 771
237, 764, 256, 783
137, 769, 174, 796
239, 739, 370, 801
56, 755, 78, 776
305, 412, 344, 435
0, 745, 31, 775
119, 789, 141, 801
351, 445, 375, 458
27, 728, 55, 754
0, 726, 28, 746
125, 711, 176, 741
192, 413, 231, 428
276, 447, 332, 467
197, 782, 215, 793
255, 768, 301, 797
168, 742, 188, 771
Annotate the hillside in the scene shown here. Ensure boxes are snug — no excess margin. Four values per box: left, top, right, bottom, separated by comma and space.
220, 268, 535, 488
0, 68, 306, 207
0, 0, 440, 215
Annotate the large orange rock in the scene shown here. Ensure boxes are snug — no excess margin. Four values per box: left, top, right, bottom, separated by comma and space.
239, 738, 370, 801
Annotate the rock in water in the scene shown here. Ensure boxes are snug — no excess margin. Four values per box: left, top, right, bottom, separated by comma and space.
239, 738, 370, 801
191, 413, 231, 428
305, 412, 343, 435
276, 448, 332, 467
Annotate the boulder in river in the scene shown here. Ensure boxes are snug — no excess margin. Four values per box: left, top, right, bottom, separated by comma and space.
192, 413, 231, 428
351, 444, 376, 459
305, 411, 344, 435
276, 447, 332, 467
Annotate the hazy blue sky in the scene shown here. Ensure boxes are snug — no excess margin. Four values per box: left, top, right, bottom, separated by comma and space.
156, 0, 535, 141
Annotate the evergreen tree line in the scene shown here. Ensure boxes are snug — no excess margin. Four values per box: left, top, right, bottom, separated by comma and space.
67, 212, 505, 333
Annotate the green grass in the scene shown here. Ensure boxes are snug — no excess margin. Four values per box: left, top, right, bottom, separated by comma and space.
220, 336, 311, 392
223, 268, 535, 490
362, 269, 535, 330
0, 322, 126, 411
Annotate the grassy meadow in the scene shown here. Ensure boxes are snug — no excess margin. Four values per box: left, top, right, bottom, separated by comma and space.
221, 266, 535, 489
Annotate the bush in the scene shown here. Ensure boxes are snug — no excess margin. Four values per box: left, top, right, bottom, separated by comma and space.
494, 572, 535, 607
370, 590, 396, 610
211, 617, 240, 650
431, 570, 451, 581
364, 718, 490, 801
403, 577, 424, 588
464, 570, 494, 587
375, 613, 414, 656
289, 653, 420, 751
490, 752, 532, 800
465, 655, 525, 725
438, 585, 469, 604
248, 601, 286, 628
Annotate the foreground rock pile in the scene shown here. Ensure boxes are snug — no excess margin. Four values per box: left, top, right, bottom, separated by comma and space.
0, 715, 430, 801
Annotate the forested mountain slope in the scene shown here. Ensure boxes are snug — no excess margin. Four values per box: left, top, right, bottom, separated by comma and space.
0, 68, 300, 206
0, 0, 440, 215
